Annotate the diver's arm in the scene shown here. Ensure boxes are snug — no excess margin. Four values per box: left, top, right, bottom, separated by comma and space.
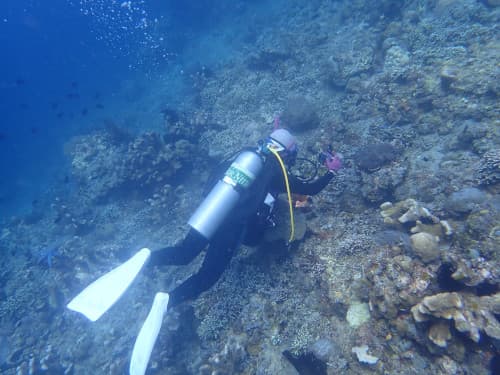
288, 170, 335, 196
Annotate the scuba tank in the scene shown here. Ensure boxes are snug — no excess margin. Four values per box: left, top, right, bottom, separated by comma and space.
188, 150, 264, 240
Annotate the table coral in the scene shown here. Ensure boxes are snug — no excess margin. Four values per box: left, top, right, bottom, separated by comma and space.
411, 292, 500, 344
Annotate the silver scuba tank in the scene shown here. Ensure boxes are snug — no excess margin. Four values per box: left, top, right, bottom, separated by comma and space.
188, 150, 264, 240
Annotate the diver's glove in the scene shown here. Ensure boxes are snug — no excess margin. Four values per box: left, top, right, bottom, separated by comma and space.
324, 151, 343, 172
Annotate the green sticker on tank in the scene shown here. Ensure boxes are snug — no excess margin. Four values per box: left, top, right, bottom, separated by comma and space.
225, 165, 253, 188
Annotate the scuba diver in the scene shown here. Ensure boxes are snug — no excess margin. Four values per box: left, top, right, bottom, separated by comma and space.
66, 128, 342, 375
149, 128, 342, 308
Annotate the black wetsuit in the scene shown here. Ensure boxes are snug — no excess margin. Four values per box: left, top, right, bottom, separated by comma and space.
150, 151, 334, 307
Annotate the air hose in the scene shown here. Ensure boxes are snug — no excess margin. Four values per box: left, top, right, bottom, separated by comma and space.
267, 146, 295, 243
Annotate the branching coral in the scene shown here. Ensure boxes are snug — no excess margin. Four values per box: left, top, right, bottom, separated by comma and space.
67, 129, 198, 202
475, 149, 500, 186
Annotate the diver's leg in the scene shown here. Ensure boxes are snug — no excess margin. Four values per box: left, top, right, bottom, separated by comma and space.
149, 229, 207, 266
168, 232, 238, 307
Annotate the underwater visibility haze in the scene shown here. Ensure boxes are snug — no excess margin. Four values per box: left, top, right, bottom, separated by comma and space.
0, 0, 499, 374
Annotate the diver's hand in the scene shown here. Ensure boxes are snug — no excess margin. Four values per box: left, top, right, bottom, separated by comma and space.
325, 152, 342, 172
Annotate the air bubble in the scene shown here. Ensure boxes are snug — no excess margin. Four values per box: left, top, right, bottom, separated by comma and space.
70, 0, 171, 72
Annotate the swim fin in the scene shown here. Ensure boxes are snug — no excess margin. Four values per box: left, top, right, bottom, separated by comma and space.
67, 248, 151, 322
129, 292, 170, 375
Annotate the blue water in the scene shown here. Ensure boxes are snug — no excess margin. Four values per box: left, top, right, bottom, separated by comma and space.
0, 0, 273, 218
1, 0, 128, 216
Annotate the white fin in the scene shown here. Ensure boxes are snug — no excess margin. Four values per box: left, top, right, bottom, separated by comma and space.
67, 248, 151, 322
130, 292, 170, 375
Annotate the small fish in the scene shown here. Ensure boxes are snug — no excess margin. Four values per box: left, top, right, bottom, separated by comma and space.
94, 91, 101, 99
0, 132, 7, 141
71, 81, 78, 89
20, 103, 29, 110
30, 127, 39, 134
56, 112, 64, 119
15, 78, 25, 86
50, 102, 59, 110
96, 103, 104, 109
81, 108, 88, 116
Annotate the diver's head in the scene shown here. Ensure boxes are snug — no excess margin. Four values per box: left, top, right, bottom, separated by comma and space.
268, 129, 298, 165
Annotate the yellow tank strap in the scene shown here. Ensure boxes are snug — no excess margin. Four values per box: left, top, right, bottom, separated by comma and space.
267, 146, 295, 243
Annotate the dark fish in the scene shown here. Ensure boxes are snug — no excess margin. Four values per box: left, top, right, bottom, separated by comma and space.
30, 127, 39, 134
66, 93, 80, 100
20, 103, 29, 110
50, 102, 59, 110
81, 108, 88, 116
96, 103, 104, 109
15, 78, 25, 86
64, 175, 69, 184
71, 81, 78, 88
57, 112, 64, 119
94, 91, 101, 99
0, 132, 6, 141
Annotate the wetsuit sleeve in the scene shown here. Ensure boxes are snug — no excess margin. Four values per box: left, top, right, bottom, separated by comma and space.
288, 170, 335, 195
149, 229, 208, 266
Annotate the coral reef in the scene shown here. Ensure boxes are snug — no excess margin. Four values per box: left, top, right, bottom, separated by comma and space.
246, 49, 292, 72
346, 302, 370, 328
124, 132, 195, 188
2, 0, 500, 374
411, 292, 500, 345
370, 192, 499, 369
444, 187, 488, 216
354, 143, 400, 172
68, 130, 127, 201
446, 254, 498, 287
68, 127, 203, 203
476, 149, 500, 186
380, 199, 453, 236
199, 334, 247, 374
379, 199, 453, 263
367, 251, 438, 320
351, 345, 379, 365
281, 96, 320, 132
410, 232, 440, 263
360, 164, 407, 203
